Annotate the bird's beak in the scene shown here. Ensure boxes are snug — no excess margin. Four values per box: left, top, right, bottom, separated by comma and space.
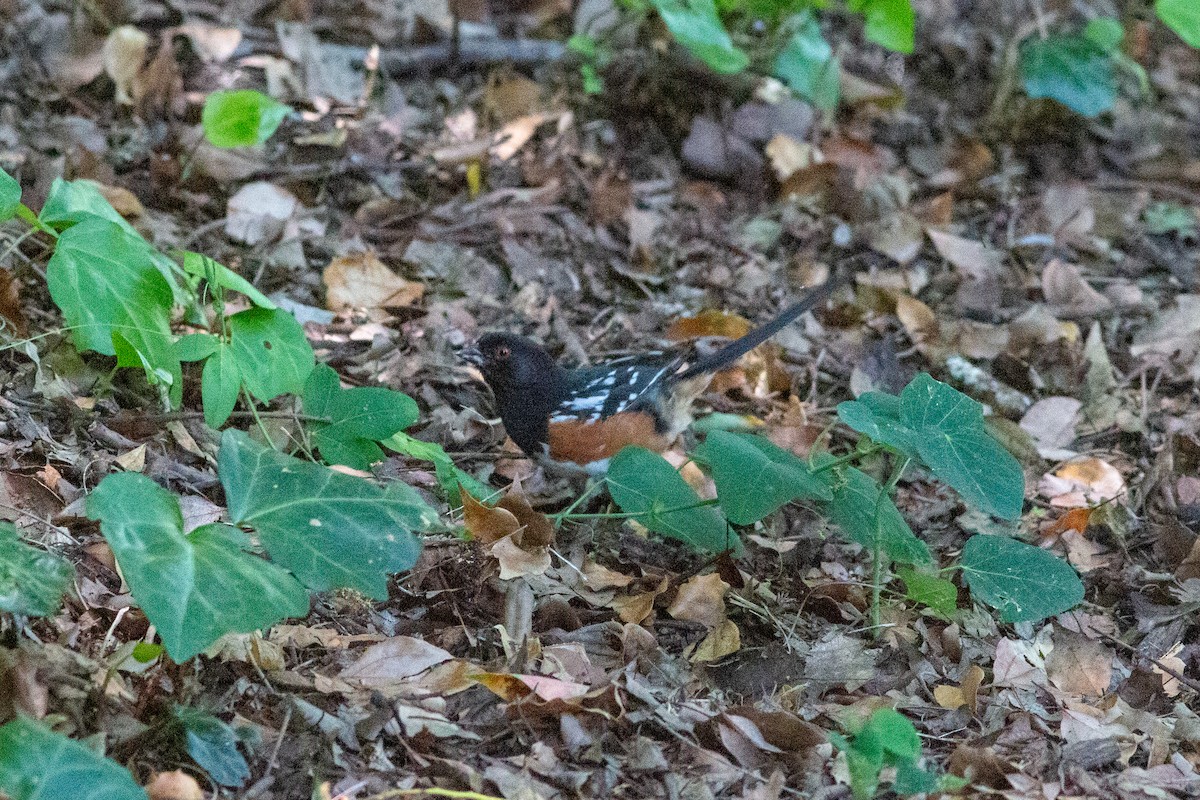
457, 344, 485, 366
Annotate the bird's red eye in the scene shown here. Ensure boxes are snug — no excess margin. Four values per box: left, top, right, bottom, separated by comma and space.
496, 346, 511, 359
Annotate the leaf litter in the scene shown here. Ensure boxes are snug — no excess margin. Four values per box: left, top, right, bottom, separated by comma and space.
0, 0, 1197, 798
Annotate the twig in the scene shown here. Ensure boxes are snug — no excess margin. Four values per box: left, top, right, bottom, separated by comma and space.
1099, 632, 1200, 695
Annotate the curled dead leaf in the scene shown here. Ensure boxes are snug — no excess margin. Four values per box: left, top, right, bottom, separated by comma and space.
323, 251, 424, 312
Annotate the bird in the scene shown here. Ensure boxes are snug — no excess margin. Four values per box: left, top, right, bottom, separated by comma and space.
458, 275, 841, 475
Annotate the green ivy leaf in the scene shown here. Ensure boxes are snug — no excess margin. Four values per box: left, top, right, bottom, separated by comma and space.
899, 374, 1025, 520
817, 458, 931, 565
46, 217, 182, 406
181, 252, 276, 309
1157, 0, 1200, 48
40, 177, 138, 233
87, 472, 310, 662
649, 0, 750, 74
837, 392, 918, 457
850, 0, 915, 53
694, 430, 831, 524
960, 534, 1084, 622
0, 523, 73, 617
0, 167, 20, 222
1019, 34, 1116, 117
1144, 201, 1198, 236
303, 364, 419, 470
201, 90, 292, 148
0, 718, 148, 800
219, 430, 431, 597
383, 431, 493, 501
174, 707, 249, 788
201, 343, 242, 429
897, 566, 957, 617
774, 12, 840, 109
866, 708, 921, 760
607, 446, 738, 554
227, 307, 315, 403
1083, 17, 1124, 53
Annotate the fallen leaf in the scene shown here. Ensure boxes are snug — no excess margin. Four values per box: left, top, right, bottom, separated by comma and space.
1020, 396, 1082, 460
692, 619, 741, 662
146, 770, 203, 800
667, 573, 729, 629
225, 182, 300, 246
927, 229, 1002, 282
1046, 629, 1113, 698
1039, 457, 1126, 508
102, 25, 149, 105
933, 664, 985, 713
323, 251, 424, 312
339, 636, 454, 687
1042, 260, 1112, 318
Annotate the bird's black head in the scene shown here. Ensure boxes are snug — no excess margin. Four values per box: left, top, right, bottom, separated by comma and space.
458, 332, 563, 397
458, 332, 567, 454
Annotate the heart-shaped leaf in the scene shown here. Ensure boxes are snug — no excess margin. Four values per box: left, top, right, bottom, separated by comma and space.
0, 718, 147, 800
607, 446, 738, 554
961, 534, 1083, 622
1020, 34, 1115, 117
303, 364, 419, 469
174, 706, 249, 787
46, 217, 182, 405
649, 0, 750, 74
900, 374, 1025, 520
227, 307, 315, 403
202, 89, 292, 148
0, 167, 20, 222
0, 523, 73, 617
219, 430, 431, 597
695, 430, 831, 524
816, 456, 931, 565
87, 472, 310, 662
837, 391, 918, 457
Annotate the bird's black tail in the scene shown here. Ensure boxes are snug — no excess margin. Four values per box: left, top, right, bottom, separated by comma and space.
676, 272, 844, 380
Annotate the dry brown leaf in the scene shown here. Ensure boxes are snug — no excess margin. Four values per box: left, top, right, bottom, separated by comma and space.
864, 211, 923, 264
102, 26, 149, 105
0, 269, 28, 337
667, 572, 729, 629
1042, 260, 1113, 318
116, 444, 147, 473
895, 293, 940, 356
1039, 457, 1126, 508
473, 672, 589, 702
1150, 643, 1185, 697
764, 134, 820, 182
323, 251, 423, 312
338, 636, 454, 687
483, 73, 542, 124
225, 182, 299, 246
1047, 629, 1113, 698
933, 664, 985, 713
491, 535, 551, 580
87, 181, 144, 218
1043, 183, 1095, 242
581, 559, 634, 590
175, 24, 242, 62
146, 771, 203, 800
492, 113, 552, 161
1019, 396, 1082, 460
692, 619, 741, 662
927, 229, 1001, 282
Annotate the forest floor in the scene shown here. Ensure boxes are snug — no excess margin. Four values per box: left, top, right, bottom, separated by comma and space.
0, 0, 1199, 798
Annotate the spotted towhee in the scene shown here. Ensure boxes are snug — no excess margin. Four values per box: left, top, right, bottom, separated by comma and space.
459, 276, 841, 475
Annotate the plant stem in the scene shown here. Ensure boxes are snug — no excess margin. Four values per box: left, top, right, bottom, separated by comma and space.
870, 455, 912, 636
554, 497, 719, 522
